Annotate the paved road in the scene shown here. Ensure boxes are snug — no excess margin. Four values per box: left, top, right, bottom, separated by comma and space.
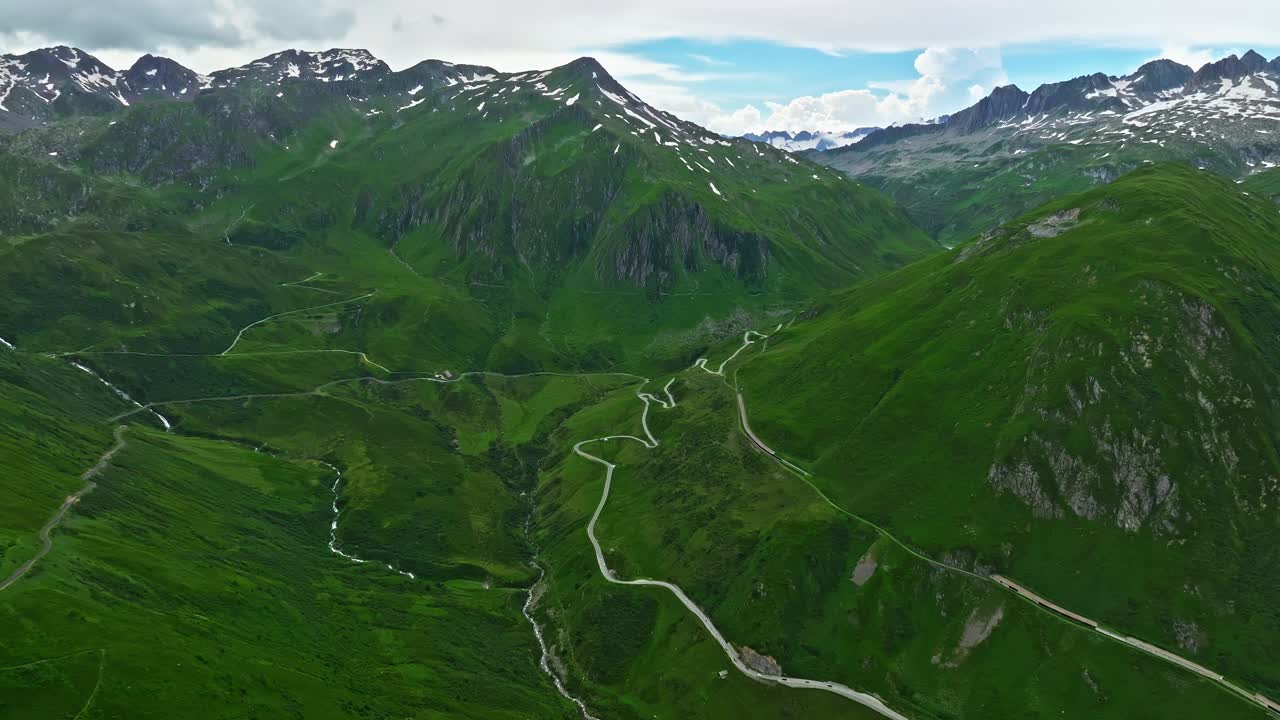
729, 346, 1280, 717
0, 426, 128, 593
575, 437, 910, 720
590, 328, 1280, 719
220, 291, 376, 355
993, 574, 1278, 713
47, 324, 1280, 719
570, 336, 913, 720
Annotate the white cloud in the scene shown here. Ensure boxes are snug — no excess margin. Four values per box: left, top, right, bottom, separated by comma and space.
1152, 45, 1243, 69
703, 47, 1009, 134
914, 46, 1001, 81
688, 53, 731, 67
2, 0, 1275, 136
4, 0, 1277, 73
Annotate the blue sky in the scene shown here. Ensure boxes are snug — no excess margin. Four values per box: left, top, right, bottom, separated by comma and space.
600, 38, 1280, 133
5, 0, 1279, 134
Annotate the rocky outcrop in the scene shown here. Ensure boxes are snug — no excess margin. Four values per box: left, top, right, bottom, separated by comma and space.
1025, 208, 1082, 238
946, 84, 1029, 133
1187, 51, 1269, 91
124, 54, 202, 101
1129, 59, 1194, 94
205, 48, 391, 88
737, 645, 782, 675
608, 191, 769, 292
1023, 73, 1120, 116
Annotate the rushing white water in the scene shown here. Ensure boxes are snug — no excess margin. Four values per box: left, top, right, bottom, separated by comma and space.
70, 361, 173, 431
521, 559, 600, 720
319, 461, 415, 579
0, 336, 14, 350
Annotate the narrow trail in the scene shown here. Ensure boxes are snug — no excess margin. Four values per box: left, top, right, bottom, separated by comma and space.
221, 204, 255, 245
280, 272, 343, 295
108, 369, 648, 423
0, 427, 128, 593
220, 291, 377, 356
690, 328, 771, 378
387, 247, 423, 278
70, 649, 106, 720
72, 348, 393, 375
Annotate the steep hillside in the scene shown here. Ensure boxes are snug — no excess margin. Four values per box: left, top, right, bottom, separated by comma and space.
529, 360, 1269, 720
1244, 167, 1280, 202
0, 45, 941, 720
821, 51, 1280, 244
739, 164, 1280, 701
0, 49, 936, 370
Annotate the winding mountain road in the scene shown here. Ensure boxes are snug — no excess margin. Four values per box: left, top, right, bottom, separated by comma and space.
31, 313, 1277, 718
575, 437, 910, 720
565, 329, 913, 719
575, 328, 1280, 719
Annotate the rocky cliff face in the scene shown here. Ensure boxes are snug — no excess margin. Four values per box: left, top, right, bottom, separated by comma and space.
1186, 52, 1268, 90
1128, 59, 1194, 94
946, 84, 1029, 133
205, 49, 391, 88
123, 55, 202, 101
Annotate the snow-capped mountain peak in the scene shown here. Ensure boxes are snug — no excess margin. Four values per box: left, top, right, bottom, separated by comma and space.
741, 127, 879, 153
205, 48, 393, 88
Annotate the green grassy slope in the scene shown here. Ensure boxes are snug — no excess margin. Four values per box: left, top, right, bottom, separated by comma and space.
0, 56, 936, 373
739, 164, 1280, 700
0, 351, 135, 580
527, 346, 1268, 720
7, 49, 1275, 720
822, 127, 1279, 247
0, 426, 576, 719
1244, 167, 1280, 204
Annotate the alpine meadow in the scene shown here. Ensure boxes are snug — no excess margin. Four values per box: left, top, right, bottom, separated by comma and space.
1, 6, 1278, 720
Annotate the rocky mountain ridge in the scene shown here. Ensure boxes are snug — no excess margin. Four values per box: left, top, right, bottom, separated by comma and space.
0, 45, 499, 132
849, 50, 1280, 145
740, 127, 878, 152
819, 50, 1280, 243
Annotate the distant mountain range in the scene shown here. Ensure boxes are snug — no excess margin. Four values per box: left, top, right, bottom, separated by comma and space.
0, 45, 502, 132
818, 50, 1280, 243
740, 127, 879, 152
4, 37, 1280, 720
0, 43, 934, 310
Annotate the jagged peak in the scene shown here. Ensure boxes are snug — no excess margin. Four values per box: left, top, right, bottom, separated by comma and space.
16, 45, 115, 73
127, 54, 194, 73
400, 58, 498, 78
946, 83, 1028, 133
1133, 58, 1193, 75
550, 56, 626, 95
1241, 49, 1269, 71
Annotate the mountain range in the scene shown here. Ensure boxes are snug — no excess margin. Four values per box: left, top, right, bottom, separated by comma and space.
1, 40, 1278, 720
818, 50, 1280, 243
741, 127, 880, 152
